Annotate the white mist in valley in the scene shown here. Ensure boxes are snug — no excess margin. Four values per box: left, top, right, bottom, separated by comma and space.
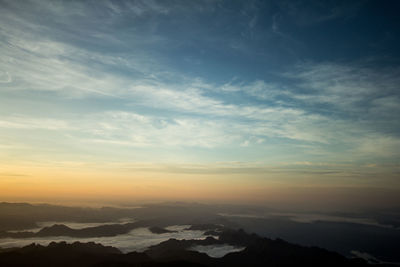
189, 244, 245, 257
0, 225, 205, 253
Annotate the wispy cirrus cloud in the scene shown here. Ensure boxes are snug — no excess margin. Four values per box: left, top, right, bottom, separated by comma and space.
1, 0, 399, 183
0, 116, 72, 130
2, 36, 399, 164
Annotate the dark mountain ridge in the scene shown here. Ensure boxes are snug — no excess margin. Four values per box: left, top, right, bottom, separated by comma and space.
1, 228, 397, 267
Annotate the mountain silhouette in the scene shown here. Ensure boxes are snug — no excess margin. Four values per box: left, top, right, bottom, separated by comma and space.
1, 228, 396, 267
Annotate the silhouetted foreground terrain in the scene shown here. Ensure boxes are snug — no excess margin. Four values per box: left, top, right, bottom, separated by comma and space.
0, 228, 391, 267
1, 202, 399, 264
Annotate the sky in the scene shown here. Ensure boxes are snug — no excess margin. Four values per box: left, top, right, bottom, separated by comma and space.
1, 0, 400, 209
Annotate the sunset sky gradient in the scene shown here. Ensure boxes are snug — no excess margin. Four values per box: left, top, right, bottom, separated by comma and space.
1, 0, 399, 209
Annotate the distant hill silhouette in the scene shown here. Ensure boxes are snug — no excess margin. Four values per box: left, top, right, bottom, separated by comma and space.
0, 222, 182, 239
1, 202, 400, 263
0, 221, 154, 239
1, 228, 396, 267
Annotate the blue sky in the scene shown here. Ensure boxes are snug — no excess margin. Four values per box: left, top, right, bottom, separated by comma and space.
1, 0, 400, 205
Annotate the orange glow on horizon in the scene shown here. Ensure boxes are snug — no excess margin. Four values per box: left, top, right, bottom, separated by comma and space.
2, 161, 400, 211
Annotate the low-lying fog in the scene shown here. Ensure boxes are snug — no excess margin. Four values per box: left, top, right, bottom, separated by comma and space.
0, 225, 206, 253
189, 244, 245, 258
1, 202, 399, 262
0, 224, 245, 257
219, 212, 397, 229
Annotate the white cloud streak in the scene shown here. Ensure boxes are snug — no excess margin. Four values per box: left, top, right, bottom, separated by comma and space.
0, 116, 72, 130
1, 0, 399, 165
